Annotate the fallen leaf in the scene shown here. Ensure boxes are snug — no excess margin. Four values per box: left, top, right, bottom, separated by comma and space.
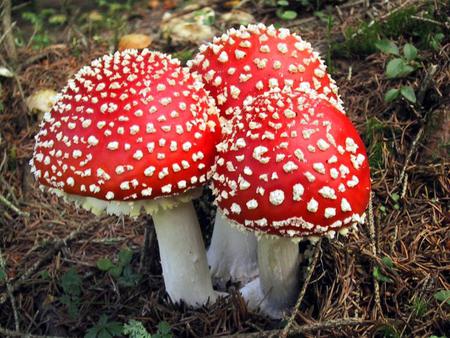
26, 89, 58, 119
118, 34, 153, 50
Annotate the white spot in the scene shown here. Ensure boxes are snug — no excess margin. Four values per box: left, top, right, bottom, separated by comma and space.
307, 198, 318, 212
318, 186, 337, 199
341, 198, 352, 212
269, 190, 285, 206
293, 184, 304, 201
246, 199, 258, 209
231, 203, 241, 214
324, 207, 336, 218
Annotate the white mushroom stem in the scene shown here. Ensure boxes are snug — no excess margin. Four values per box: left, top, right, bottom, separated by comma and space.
240, 236, 300, 318
207, 210, 258, 287
152, 201, 218, 307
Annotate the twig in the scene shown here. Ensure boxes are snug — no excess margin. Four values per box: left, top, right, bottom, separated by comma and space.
397, 65, 438, 189
417, 65, 438, 108
220, 318, 382, 338
139, 219, 154, 273
1, 0, 17, 62
0, 194, 29, 217
0, 245, 19, 330
368, 192, 381, 316
0, 226, 85, 303
280, 238, 323, 338
0, 325, 66, 338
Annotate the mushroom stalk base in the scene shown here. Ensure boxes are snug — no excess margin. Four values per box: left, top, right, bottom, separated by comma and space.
152, 201, 218, 307
207, 210, 258, 287
240, 237, 300, 318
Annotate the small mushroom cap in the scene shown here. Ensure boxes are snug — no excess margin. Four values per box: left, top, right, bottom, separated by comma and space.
211, 88, 370, 239
188, 23, 341, 118
31, 49, 220, 204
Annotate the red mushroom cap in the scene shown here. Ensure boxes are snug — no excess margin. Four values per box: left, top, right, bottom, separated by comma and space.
211, 88, 370, 239
188, 23, 341, 119
31, 50, 220, 205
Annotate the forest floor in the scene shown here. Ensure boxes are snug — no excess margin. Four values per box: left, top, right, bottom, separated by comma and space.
0, 0, 449, 337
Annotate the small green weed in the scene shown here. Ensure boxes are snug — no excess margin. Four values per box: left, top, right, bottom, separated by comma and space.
373, 255, 394, 283
123, 320, 173, 338
96, 248, 140, 287
375, 39, 419, 104
332, 4, 447, 58
434, 289, 450, 305
411, 297, 428, 317
21, 8, 67, 49
59, 267, 82, 319
85, 315, 123, 338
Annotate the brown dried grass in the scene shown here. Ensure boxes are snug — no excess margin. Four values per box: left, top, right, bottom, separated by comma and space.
0, 0, 449, 337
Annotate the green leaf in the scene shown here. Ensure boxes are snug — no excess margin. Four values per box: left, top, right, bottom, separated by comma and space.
96, 258, 114, 272
118, 265, 140, 287
391, 193, 400, 202
373, 266, 393, 283
375, 39, 399, 55
0, 267, 6, 281
277, 0, 289, 6
403, 43, 417, 61
118, 249, 133, 267
386, 58, 414, 78
386, 58, 404, 78
123, 320, 152, 338
434, 290, 450, 305
381, 256, 394, 269
60, 268, 82, 297
411, 298, 427, 317
384, 88, 400, 102
109, 266, 123, 279
400, 86, 416, 103
276, 9, 298, 21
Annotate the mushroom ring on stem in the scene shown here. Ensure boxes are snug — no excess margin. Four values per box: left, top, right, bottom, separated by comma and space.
211, 88, 371, 318
30, 49, 222, 307
190, 23, 342, 285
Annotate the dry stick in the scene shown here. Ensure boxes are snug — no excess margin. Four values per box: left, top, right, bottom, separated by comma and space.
368, 192, 381, 316
1, 0, 17, 62
0, 226, 85, 303
0, 193, 30, 217
0, 245, 19, 331
0, 326, 66, 338
280, 238, 323, 338
221, 318, 381, 338
139, 219, 154, 273
397, 64, 438, 191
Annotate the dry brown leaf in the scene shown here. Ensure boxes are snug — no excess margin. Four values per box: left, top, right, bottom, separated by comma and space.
118, 34, 153, 50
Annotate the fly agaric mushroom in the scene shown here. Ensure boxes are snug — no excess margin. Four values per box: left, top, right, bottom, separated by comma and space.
188, 23, 342, 285
188, 23, 341, 118
30, 49, 222, 307
211, 88, 370, 317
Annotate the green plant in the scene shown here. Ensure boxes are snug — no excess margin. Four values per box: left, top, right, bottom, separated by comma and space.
122, 320, 173, 338
85, 315, 123, 338
21, 10, 57, 49
331, 4, 447, 58
0, 266, 6, 281
123, 320, 152, 338
94, 0, 138, 46
59, 267, 82, 318
411, 297, 428, 317
376, 40, 419, 104
373, 255, 394, 283
275, 1, 298, 21
96, 248, 140, 287
434, 290, 450, 305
